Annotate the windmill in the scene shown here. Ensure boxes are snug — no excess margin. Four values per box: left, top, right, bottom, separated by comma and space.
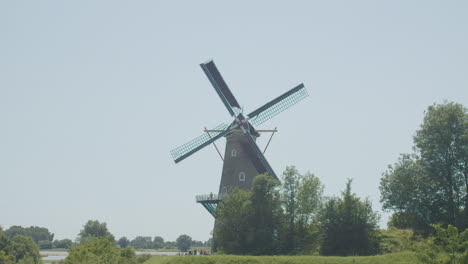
170, 60, 308, 216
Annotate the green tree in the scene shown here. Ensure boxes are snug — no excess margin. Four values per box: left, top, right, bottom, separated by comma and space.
249, 174, 283, 255
37, 240, 53, 249
0, 227, 14, 264
215, 174, 284, 255
65, 238, 135, 264
380, 102, 467, 231
130, 236, 152, 249
380, 154, 437, 233
117, 237, 130, 248
152, 236, 164, 249
163, 241, 176, 249
295, 172, 323, 253
214, 187, 253, 254
387, 212, 421, 230
215, 169, 324, 255
7, 235, 41, 264
414, 102, 467, 228
53, 239, 73, 249
0, 228, 40, 264
280, 167, 324, 254
77, 220, 115, 243
281, 166, 300, 252
321, 179, 380, 256
0, 250, 14, 264
4, 226, 54, 244
176, 234, 192, 252
0, 226, 9, 249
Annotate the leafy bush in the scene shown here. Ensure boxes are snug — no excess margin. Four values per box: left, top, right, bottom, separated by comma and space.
4, 226, 54, 244
77, 220, 115, 244
0, 250, 14, 264
38, 240, 53, 249
64, 238, 137, 264
418, 224, 468, 264
136, 254, 152, 263
7, 235, 41, 264
379, 228, 420, 254
53, 239, 74, 249
320, 179, 381, 256
176, 235, 192, 252
130, 236, 153, 249
118, 237, 130, 248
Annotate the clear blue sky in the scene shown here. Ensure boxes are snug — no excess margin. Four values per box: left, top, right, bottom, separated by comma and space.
1, 1, 467, 242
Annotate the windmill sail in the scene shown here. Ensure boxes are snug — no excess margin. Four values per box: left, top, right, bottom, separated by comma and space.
248, 83, 308, 127
200, 60, 241, 117
170, 123, 231, 163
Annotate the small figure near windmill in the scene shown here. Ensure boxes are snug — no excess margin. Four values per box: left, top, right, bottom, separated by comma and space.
170, 60, 308, 216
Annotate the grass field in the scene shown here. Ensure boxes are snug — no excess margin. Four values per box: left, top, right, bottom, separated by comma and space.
143, 252, 419, 264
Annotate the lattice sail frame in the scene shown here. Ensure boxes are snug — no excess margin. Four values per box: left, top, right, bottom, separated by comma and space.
249, 85, 308, 127
170, 123, 229, 162
233, 107, 243, 116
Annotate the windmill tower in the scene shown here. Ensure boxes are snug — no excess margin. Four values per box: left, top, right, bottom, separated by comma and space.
170, 60, 308, 216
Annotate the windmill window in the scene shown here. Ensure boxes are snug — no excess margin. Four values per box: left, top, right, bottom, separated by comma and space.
221, 187, 228, 196
231, 149, 237, 157
239, 172, 246, 182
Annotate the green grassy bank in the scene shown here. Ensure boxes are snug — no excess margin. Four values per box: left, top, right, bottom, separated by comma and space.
144, 252, 418, 264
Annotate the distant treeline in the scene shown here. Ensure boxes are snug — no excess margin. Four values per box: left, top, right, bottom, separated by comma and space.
117, 235, 211, 250
0, 223, 208, 251
0, 220, 205, 264
2, 225, 72, 250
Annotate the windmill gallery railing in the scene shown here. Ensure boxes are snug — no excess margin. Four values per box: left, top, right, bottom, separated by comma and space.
195, 193, 226, 216
195, 193, 225, 202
